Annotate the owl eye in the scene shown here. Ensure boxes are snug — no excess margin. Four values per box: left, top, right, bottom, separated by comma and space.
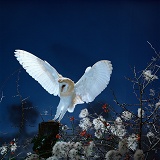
61, 84, 66, 92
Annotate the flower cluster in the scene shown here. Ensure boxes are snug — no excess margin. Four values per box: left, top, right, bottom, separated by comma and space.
0, 139, 17, 156
46, 141, 94, 160
79, 108, 89, 118
143, 70, 158, 81
93, 116, 106, 131
0, 145, 7, 155
110, 117, 126, 139
25, 153, 45, 160
79, 109, 128, 139
105, 139, 128, 160
79, 117, 92, 131
10, 139, 17, 153
93, 115, 109, 138
127, 134, 138, 151
53, 107, 144, 159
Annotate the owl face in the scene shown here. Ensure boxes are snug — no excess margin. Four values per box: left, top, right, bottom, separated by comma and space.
58, 78, 75, 96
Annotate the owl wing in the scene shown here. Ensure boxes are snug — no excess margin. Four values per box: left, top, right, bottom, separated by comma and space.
14, 50, 62, 96
75, 60, 112, 103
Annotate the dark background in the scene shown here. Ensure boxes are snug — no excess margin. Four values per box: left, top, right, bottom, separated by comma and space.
0, 0, 160, 157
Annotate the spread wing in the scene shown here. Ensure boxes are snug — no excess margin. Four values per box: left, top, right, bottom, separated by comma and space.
14, 50, 62, 96
75, 60, 112, 103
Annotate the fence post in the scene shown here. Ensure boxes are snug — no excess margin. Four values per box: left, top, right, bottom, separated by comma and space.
32, 121, 59, 158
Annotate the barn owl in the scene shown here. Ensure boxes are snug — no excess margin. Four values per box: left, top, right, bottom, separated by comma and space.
14, 50, 113, 121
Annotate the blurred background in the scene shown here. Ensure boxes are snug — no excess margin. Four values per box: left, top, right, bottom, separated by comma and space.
0, 0, 160, 156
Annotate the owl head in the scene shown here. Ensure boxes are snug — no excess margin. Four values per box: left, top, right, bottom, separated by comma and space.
58, 78, 74, 96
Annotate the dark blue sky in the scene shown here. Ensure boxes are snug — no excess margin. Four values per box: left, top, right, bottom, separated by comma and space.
0, 0, 160, 138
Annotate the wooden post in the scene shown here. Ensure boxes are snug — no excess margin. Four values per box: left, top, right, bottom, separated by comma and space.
32, 121, 59, 159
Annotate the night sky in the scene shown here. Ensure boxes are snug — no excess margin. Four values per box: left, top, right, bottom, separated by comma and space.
0, 0, 160, 150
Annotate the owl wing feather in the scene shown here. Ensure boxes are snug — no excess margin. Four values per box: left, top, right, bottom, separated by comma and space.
14, 50, 62, 96
75, 60, 112, 103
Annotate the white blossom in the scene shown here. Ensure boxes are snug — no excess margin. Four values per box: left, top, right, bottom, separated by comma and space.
74, 142, 83, 150
93, 154, 100, 159
143, 70, 158, 81
118, 139, 128, 155
110, 125, 126, 138
26, 152, 32, 156
127, 134, 138, 151
44, 110, 48, 115
147, 131, 155, 144
84, 141, 95, 157
79, 108, 89, 118
0, 145, 7, 155
79, 117, 92, 130
68, 149, 80, 160
95, 130, 103, 139
148, 103, 154, 107
68, 141, 75, 148
151, 57, 156, 61
138, 108, 144, 118
147, 132, 154, 138
115, 117, 122, 124
115, 117, 123, 130
25, 154, 43, 160
109, 117, 126, 138
93, 116, 107, 131
62, 124, 69, 130
121, 111, 132, 120
134, 149, 144, 160
52, 141, 68, 158
105, 150, 121, 160
46, 156, 58, 160
10, 142, 17, 152
155, 101, 160, 109
149, 89, 155, 96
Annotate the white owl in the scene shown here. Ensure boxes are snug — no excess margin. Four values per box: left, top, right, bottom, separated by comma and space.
14, 50, 113, 121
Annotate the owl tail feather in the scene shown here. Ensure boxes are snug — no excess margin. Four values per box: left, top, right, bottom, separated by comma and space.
53, 100, 68, 121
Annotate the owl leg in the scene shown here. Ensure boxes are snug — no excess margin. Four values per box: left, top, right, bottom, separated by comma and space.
67, 105, 75, 113
58, 106, 68, 122
53, 103, 63, 120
